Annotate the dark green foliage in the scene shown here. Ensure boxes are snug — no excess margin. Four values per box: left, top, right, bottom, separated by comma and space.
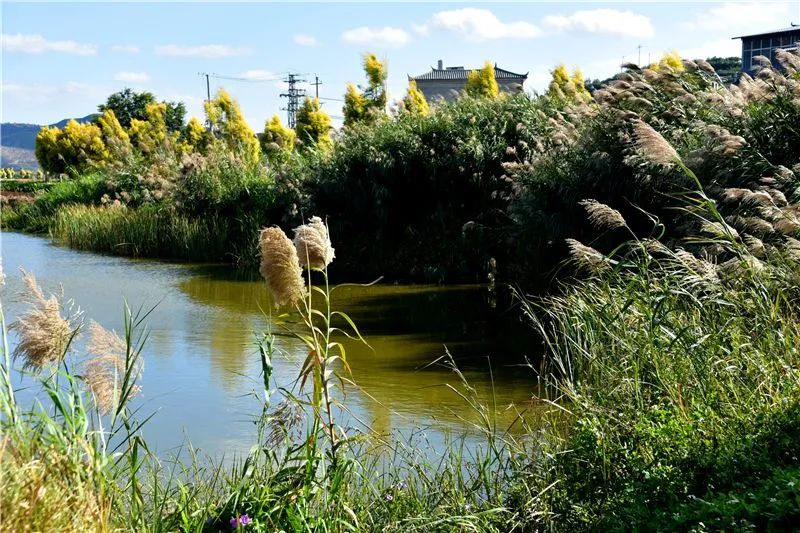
98, 88, 186, 131
706, 56, 742, 84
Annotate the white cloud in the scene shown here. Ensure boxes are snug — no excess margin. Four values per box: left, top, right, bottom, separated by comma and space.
111, 44, 139, 54
543, 9, 654, 38
155, 44, 251, 58
114, 71, 150, 83
1, 33, 97, 55
424, 8, 541, 42
294, 34, 317, 47
341, 26, 410, 48
239, 69, 277, 81
682, 2, 793, 33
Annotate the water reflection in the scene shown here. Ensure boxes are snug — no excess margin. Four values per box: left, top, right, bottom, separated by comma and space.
2, 232, 540, 456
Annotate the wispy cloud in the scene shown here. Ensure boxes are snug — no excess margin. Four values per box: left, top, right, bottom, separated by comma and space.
681, 2, 793, 33
544, 9, 655, 38
341, 26, 410, 48
155, 44, 251, 58
422, 8, 541, 42
294, 34, 317, 47
114, 71, 150, 83
239, 70, 278, 81
110, 44, 139, 54
680, 39, 742, 60
2, 81, 104, 104
1, 33, 97, 55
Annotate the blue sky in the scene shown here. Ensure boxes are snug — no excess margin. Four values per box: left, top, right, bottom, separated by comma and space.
3, 1, 799, 128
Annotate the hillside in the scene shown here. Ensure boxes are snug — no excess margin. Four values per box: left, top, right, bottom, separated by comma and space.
0, 114, 99, 170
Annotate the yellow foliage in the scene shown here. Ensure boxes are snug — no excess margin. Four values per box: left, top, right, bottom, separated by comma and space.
129, 102, 171, 154
205, 88, 261, 163
97, 109, 133, 162
363, 53, 388, 92
402, 80, 429, 116
259, 114, 296, 162
296, 97, 332, 150
465, 61, 499, 99
343, 83, 368, 127
181, 117, 211, 154
34, 120, 109, 175
650, 51, 685, 72
548, 64, 591, 103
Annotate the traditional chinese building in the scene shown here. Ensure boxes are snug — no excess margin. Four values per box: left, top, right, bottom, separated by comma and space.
409, 60, 528, 102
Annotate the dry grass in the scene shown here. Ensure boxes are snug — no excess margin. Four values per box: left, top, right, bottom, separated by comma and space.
82, 322, 141, 414
0, 438, 112, 532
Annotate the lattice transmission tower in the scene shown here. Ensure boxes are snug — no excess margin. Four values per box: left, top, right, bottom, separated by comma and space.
280, 73, 306, 128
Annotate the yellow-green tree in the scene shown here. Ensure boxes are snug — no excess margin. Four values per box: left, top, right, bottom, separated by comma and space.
259, 114, 296, 162
401, 80, 429, 116
129, 102, 172, 154
547, 64, 591, 103
465, 61, 499, 99
343, 53, 388, 126
205, 88, 260, 162
97, 109, 133, 161
650, 51, 685, 72
34, 120, 109, 175
296, 97, 332, 150
181, 117, 212, 154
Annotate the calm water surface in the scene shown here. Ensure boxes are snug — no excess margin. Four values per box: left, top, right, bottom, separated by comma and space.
2, 232, 540, 457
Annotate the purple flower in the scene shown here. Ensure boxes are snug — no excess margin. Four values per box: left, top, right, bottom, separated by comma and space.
385, 493, 394, 502
230, 514, 252, 529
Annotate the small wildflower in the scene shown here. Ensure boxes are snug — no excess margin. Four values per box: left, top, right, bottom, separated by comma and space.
230, 514, 251, 529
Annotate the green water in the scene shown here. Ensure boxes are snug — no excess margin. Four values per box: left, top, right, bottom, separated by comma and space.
2, 232, 540, 456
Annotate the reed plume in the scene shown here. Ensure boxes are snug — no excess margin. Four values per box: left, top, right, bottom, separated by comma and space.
632, 119, 680, 166
10, 269, 77, 369
259, 227, 306, 307
566, 238, 609, 272
579, 199, 627, 230
82, 321, 142, 414
293, 216, 335, 271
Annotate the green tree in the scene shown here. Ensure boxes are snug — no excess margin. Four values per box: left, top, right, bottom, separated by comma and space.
259, 114, 296, 162
204, 88, 260, 163
34, 120, 109, 175
401, 80, 429, 116
99, 88, 186, 131
296, 97, 332, 150
342, 53, 388, 126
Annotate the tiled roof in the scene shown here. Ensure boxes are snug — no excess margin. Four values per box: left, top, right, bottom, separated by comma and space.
410, 66, 528, 81
733, 26, 800, 39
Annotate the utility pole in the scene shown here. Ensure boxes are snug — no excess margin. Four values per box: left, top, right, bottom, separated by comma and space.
280, 73, 306, 128
312, 75, 322, 100
199, 72, 212, 129
637, 45, 643, 66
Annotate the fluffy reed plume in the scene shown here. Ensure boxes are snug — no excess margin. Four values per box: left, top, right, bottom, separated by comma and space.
632, 120, 680, 166
718, 255, 765, 278
642, 238, 669, 256
579, 199, 627, 230
293, 216, 335, 271
565, 238, 609, 272
259, 227, 306, 307
720, 188, 750, 204
784, 237, 800, 261
10, 270, 76, 369
743, 235, 766, 257
82, 321, 141, 414
742, 190, 774, 207
701, 221, 740, 241
675, 249, 718, 281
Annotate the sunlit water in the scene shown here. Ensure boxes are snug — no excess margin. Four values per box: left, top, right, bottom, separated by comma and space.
2, 232, 541, 458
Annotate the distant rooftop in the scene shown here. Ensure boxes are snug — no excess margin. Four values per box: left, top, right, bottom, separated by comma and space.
410, 63, 528, 82
733, 24, 800, 39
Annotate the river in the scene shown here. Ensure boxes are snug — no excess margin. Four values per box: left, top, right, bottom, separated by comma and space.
2, 231, 540, 457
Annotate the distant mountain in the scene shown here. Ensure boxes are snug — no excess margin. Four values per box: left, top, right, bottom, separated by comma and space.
0, 114, 99, 170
